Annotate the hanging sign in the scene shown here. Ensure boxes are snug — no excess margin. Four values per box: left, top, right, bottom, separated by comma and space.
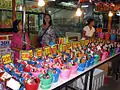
36, 48, 42, 57
28, 50, 33, 58
2, 54, 12, 64
44, 46, 51, 55
20, 51, 29, 61
0, 40, 11, 48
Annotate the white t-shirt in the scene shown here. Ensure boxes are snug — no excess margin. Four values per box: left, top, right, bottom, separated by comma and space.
83, 26, 95, 37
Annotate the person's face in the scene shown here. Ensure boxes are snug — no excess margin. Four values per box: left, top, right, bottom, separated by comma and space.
90, 21, 94, 26
44, 15, 50, 24
18, 21, 23, 31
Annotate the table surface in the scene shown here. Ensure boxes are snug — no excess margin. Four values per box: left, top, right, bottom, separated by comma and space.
38, 53, 120, 90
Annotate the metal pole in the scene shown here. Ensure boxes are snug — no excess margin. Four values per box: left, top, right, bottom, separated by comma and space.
22, 0, 26, 50
12, 0, 16, 21
84, 72, 89, 90
89, 69, 94, 90
28, 14, 30, 37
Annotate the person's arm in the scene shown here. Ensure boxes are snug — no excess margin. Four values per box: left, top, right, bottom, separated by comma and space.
82, 26, 87, 38
92, 27, 95, 38
26, 33, 31, 50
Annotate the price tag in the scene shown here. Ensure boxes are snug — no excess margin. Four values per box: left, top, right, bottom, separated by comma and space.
67, 43, 71, 49
66, 37, 69, 44
72, 42, 77, 48
20, 51, 29, 61
2, 54, 12, 64
63, 44, 67, 52
61, 38, 64, 44
80, 40, 85, 46
77, 42, 81, 47
52, 45, 57, 54
1, 72, 12, 81
59, 44, 63, 52
45, 46, 50, 55
36, 48, 42, 57
28, 50, 33, 58
85, 40, 90, 45
6, 78, 21, 90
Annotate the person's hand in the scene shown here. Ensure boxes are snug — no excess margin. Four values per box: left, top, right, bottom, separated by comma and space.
12, 47, 21, 52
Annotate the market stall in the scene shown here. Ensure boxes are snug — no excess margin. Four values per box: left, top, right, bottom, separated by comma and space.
0, 0, 120, 90
0, 37, 120, 90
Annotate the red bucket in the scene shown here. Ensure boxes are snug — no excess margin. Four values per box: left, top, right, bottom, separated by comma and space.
25, 79, 40, 90
105, 32, 110, 40
24, 66, 31, 72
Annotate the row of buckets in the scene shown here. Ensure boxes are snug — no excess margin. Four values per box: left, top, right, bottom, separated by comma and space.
98, 32, 117, 41
25, 55, 100, 90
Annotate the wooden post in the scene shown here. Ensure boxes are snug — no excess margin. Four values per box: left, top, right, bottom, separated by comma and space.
12, 0, 16, 21
107, 16, 112, 33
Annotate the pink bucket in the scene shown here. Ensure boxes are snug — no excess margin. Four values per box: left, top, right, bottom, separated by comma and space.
98, 32, 104, 39
70, 64, 78, 74
32, 72, 42, 77
101, 51, 108, 61
31, 68, 42, 77
60, 68, 71, 79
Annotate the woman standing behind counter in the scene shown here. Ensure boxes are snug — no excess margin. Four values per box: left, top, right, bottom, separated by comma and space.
39, 14, 56, 47
82, 18, 95, 40
11, 20, 31, 64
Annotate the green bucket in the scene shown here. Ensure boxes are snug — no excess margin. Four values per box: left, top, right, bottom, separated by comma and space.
39, 72, 53, 89
94, 54, 100, 64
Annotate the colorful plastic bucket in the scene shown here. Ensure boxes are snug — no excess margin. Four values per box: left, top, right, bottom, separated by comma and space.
25, 81, 39, 90
98, 32, 104, 39
101, 51, 108, 61
111, 34, 116, 41
32, 72, 42, 77
105, 33, 110, 40
77, 63, 85, 71
39, 73, 53, 89
90, 57, 94, 66
60, 68, 71, 79
70, 64, 78, 74
52, 68, 60, 83
94, 55, 100, 64
85, 60, 90, 68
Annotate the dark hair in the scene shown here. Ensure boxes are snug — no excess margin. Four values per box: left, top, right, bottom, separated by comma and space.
87, 18, 94, 25
13, 19, 21, 33
43, 14, 52, 26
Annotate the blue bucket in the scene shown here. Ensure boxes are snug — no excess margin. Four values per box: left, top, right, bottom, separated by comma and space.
77, 63, 85, 71
111, 34, 116, 41
90, 57, 95, 66
85, 60, 90, 68
52, 68, 60, 83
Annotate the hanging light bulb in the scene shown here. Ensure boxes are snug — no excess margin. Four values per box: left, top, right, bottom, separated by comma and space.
108, 11, 113, 17
38, 0, 45, 7
116, 10, 120, 16
76, 8, 82, 16
19, 5, 23, 11
89, 0, 92, 3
